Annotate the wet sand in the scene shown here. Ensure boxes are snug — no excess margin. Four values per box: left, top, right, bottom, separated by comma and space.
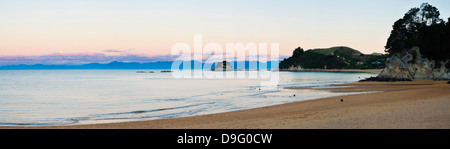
1, 80, 449, 129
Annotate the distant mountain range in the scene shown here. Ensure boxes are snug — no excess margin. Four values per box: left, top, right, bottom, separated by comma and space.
2, 46, 384, 70
0, 52, 286, 70
0, 53, 179, 66
0, 60, 280, 70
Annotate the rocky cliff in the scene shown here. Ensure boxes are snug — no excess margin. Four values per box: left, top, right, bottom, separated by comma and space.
378, 46, 450, 80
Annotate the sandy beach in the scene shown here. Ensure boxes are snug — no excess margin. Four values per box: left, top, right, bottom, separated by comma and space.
281, 69, 383, 73
1, 79, 448, 129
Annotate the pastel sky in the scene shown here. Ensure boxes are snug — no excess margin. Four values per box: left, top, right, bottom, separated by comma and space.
1, 0, 450, 57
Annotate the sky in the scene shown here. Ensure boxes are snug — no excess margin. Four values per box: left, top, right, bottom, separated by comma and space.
1, 0, 450, 61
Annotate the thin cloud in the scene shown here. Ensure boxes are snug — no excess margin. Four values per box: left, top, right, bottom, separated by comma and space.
103, 49, 124, 53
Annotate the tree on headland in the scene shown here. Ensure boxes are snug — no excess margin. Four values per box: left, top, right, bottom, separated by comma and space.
279, 46, 384, 70
385, 3, 449, 61
292, 47, 304, 57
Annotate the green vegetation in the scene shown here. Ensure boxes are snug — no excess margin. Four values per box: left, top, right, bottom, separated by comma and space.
281, 3, 450, 70
281, 3, 450, 71
385, 3, 450, 61
279, 46, 385, 70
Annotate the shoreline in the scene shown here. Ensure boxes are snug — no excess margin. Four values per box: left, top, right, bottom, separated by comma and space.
279, 69, 382, 73
1, 79, 449, 129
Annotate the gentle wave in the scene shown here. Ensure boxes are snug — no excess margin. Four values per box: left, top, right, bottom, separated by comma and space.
0, 70, 377, 126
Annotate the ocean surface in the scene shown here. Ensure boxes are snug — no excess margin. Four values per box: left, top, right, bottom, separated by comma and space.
0, 70, 376, 126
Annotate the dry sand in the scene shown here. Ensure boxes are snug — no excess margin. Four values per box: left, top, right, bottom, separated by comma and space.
1, 79, 449, 129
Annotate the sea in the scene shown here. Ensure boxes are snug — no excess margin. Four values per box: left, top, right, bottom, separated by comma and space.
0, 70, 377, 126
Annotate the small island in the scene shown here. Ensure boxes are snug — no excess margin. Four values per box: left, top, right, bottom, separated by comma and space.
160, 70, 173, 73
212, 61, 233, 71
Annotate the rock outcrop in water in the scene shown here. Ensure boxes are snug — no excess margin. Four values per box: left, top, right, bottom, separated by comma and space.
212, 61, 233, 71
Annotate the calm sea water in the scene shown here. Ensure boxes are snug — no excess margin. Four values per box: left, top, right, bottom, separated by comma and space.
0, 70, 376, 126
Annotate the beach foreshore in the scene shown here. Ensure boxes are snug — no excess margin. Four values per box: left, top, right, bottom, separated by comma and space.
1, 79, 449, 129
280, 69, 383, 73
